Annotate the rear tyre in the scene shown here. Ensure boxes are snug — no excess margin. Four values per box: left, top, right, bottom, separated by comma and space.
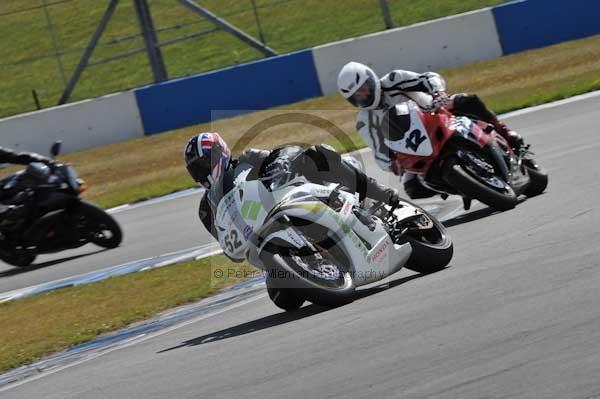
443, 158, 517, 211
266, 277, 305, 311
74, 202, 122, 249
398, 199, 453, 274
406, 237, 453, 275
523, 161, 548, 197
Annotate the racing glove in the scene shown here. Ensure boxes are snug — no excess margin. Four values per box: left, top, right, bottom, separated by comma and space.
428, 91, 451, 113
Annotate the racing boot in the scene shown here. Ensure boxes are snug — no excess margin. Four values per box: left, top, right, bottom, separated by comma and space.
491, 118, 524, 151
349, 165, 401, 207
462, 197, 472, 211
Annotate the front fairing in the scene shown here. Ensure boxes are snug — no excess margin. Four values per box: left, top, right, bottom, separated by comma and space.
213, 167, 416, 285
253, 188, 413, 285
212, 169, 333, 262
387, 102, 455, 175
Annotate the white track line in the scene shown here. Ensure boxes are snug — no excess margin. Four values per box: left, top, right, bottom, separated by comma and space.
499, 90, 600, 119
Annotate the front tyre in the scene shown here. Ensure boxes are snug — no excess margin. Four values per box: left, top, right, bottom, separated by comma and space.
0, 250, 36, 267
266, 277, 305, 311
443, 158, 517, 211
523, 160, 548, 197
261, 247, 355, 308
74, 202, 122, 249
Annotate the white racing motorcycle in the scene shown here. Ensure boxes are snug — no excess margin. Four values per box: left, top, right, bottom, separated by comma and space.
210, 154, 453, 311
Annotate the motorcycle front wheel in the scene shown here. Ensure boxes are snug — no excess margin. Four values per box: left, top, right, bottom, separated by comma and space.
74, 202, 123, 249
0, 249, 36, 267
523, 159, 549, 197
443, 157, 518, 211
265, 276, 306, 311
261, 241, 355, 310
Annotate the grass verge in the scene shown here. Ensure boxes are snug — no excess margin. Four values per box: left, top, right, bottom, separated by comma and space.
15, 33, 597, 209
0, 255, 257, 373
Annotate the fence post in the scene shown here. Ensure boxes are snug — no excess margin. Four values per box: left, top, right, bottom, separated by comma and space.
58, 0, 120, 105
42, 0, 68, 87
379, 0, 394, 29
133, 0, 168, 83
250, 0, 266, 44
32, 89, 41, 110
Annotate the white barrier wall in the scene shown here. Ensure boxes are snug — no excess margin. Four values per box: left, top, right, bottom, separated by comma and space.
0, 91, 144, 155
312, 9, 503, 95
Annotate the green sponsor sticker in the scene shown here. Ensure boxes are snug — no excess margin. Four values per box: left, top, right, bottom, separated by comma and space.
241, 200, 261, 220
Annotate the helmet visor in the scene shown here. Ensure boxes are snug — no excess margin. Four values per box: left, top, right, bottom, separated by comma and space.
348, 74, 377, 108
186, 157, 212, 187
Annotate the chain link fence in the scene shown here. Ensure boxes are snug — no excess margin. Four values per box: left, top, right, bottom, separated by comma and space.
0, 0, 504, 118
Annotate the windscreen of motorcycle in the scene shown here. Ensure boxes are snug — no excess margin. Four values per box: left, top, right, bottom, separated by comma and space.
64, 165, 80, 191
384, 103, 433, 157
25, 162, 51, 182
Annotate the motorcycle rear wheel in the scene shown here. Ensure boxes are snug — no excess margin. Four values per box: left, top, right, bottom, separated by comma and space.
443, 158, 517, 211
396, 199, 453, 274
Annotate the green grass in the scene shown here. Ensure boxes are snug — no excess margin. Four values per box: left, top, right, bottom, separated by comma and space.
0, 255, 257, 373
0, 0, 507, 118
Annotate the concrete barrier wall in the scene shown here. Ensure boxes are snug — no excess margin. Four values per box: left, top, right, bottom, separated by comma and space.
493, 0, 600, 55
134, 49, 322, 135
0, 92, 144, 156
312, 9, 503, 95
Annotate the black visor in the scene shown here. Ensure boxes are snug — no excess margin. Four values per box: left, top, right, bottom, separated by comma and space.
348, 73, 376, 108
186, 157, 211, 187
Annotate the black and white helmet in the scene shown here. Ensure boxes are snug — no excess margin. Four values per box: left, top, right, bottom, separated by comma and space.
337, 62, 382, 110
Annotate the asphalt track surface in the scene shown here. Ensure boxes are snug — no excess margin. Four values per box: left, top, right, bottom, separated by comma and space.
3, 93, 600, 398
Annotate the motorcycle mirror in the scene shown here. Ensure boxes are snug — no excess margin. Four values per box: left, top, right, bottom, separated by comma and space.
50, 141, 62, 158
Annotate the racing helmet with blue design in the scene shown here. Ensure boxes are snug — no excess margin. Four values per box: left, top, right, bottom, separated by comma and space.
184, 132, 232, 188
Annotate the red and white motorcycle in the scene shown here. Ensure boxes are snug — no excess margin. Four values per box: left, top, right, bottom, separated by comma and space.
386, 101, 548, 211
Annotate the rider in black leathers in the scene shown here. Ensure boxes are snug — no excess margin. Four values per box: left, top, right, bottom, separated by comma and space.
0, 146, 54, 221
0, 147, 53, 166
183, 133, 401, 240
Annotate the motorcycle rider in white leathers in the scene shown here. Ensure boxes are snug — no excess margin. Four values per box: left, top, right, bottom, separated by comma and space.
337, 61, 523, 199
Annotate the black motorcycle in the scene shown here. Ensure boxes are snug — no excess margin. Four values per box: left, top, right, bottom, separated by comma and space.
0, 142, 122, 267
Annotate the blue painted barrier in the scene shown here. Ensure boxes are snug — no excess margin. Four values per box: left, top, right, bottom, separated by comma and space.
135, 50, 322, 135
493, 0, 600, 55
